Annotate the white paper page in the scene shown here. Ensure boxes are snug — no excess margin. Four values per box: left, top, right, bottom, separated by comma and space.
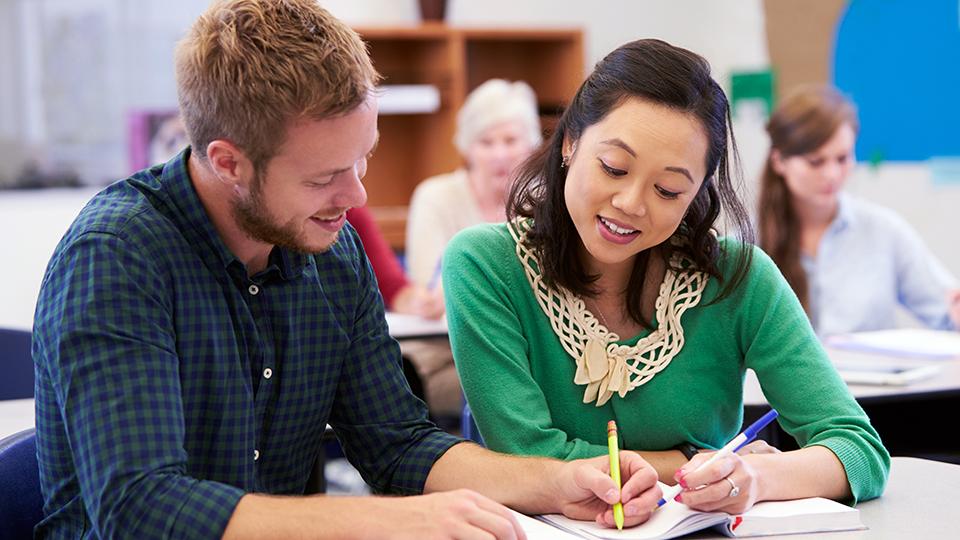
827, 328, 960, 358
723, 497, 863, 537
835, 362, 941, 385
538, 499, 724, 540
384, 311, 448, 339
536, 495, 861, 539
736, 497, 855, 518
511, 510, 583, 539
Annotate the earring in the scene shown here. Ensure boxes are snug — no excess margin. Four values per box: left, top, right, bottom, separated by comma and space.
560, 156, 569, 168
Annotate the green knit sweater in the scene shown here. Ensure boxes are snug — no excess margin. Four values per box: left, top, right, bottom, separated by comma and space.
444, 222, 889, 503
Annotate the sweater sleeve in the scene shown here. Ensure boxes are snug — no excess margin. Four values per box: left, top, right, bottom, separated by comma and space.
444, 225, 610, 460
734, 245, 890, 503
346, 207, 409, 308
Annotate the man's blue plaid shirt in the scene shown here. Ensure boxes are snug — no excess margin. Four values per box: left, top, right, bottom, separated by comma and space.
32, 149, 461, 539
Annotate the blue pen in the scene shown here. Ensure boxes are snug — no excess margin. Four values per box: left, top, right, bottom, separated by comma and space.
658, 409, 779, 507
427, 259, 443, 291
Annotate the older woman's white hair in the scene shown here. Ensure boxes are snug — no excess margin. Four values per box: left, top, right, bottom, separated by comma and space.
453, 79, 542, 155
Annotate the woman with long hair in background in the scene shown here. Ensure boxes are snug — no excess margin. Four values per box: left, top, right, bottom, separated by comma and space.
758, 85, 960, 337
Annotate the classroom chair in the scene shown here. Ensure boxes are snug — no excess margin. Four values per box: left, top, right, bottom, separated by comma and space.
460, 402, 484, 446
0, 428, 44, 538
0, 328, 33, 400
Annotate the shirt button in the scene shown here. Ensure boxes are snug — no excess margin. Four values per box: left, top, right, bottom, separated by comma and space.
263, 367, 273, 379
248, 284, 260, 295
254, 449, 260, 461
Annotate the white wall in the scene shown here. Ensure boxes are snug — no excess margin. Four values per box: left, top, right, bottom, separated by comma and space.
2, 0, 956, 279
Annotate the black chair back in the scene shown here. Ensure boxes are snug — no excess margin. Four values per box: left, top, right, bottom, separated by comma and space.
0, 428, 43, 539
0, 328, 33, 400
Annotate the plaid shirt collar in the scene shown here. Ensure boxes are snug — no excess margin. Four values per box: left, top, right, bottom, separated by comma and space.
156, 147, 311, 283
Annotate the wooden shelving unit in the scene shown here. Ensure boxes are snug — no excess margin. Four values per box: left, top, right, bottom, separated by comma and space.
355, 25, 584, 249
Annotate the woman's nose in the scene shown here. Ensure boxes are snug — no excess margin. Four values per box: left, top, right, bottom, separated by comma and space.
611, 181, 647, 217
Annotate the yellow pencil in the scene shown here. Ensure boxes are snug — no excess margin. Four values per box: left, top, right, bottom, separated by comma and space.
607, 420, 624, 530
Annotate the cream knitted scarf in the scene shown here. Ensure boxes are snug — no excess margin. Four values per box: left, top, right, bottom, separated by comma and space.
508, 221, 709, 406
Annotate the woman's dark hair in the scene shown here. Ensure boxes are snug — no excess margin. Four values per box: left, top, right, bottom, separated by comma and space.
758, 85, 858, 311
507, 38, 754, 326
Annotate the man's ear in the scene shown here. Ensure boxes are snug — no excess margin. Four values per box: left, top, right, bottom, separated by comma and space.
206, 139, 255, 192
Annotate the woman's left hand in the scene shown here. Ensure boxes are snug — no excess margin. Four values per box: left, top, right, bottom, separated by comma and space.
947, 289, 960, 330
672, 450, 763, 514
735, 440, 780, 457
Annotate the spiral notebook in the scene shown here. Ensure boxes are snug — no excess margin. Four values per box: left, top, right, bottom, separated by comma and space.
529, 489, 864, 539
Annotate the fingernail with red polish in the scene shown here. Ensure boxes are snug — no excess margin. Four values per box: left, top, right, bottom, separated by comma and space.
674, 493, 683, 502
678, 477, 688, 489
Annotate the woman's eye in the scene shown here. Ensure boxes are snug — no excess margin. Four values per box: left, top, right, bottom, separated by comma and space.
807, 157, 825, 167
655, 186, 680, 199
599, 160, 627, 177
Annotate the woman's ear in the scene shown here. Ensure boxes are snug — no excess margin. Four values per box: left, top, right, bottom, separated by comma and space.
770, 149, 788, 177
561, 136, 578, 166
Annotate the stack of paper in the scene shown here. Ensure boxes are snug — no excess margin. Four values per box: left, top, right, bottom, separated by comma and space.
826, 328, 960, 359
832, 361, 941, 386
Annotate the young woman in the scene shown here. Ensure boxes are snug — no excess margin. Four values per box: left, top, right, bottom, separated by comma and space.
758, 85, 960, 337
444, 40, 888, 524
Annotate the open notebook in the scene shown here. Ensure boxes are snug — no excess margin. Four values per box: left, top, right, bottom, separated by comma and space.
526, 487, 864, 539
833, 361, 941, 385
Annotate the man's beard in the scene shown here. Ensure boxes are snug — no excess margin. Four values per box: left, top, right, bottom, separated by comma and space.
231, 173, 338, 254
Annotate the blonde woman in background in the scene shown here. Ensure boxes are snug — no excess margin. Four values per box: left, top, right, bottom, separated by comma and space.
758, 85, 960, 337
400, 80, 542, 420
405, 78, 542, 290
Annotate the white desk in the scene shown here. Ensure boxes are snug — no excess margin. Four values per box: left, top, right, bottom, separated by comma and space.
0, 187, 101, 331
744, 347, 960, 407
743, 346, 960, 460
385, 312, 448, 340
685, 457, 959, 539
0, 398, 35, 438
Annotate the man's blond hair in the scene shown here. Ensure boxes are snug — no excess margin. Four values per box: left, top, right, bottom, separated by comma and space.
175, 0, 378, 170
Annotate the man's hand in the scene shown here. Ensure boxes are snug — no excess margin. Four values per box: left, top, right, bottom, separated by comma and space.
225, 489, 526, 540
364, 490, 526, 540
553, 451, 661, 529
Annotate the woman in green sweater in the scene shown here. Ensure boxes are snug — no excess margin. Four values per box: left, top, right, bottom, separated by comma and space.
444, 39, 889, 526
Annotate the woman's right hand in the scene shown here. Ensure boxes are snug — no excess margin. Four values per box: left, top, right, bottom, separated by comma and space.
392, 285, 446, 319
673, 451, 763, 515
735, 440, 781, 456
946, 289, 960, 329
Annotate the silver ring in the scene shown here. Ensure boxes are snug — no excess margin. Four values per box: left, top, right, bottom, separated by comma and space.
725, 476, 740, 498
